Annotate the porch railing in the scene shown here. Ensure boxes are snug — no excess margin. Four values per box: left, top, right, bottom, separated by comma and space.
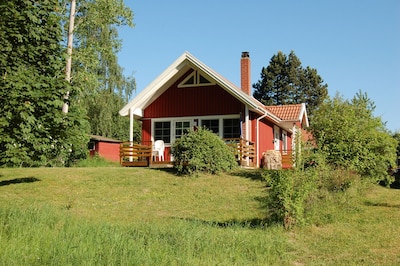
119, 142, 152, 167
224, 138, 256, 167
281, 150, 293, 168
119, 140, 293, 168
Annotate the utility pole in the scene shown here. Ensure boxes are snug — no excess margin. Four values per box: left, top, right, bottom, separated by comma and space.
62, 0, 76, 114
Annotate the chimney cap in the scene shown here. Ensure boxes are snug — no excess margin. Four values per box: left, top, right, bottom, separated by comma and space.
241, 51, 250, 58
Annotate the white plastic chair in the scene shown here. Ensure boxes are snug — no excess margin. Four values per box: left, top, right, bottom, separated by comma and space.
152, 140, 165, 161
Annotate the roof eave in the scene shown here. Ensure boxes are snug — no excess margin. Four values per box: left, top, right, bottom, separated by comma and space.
119, 52, 190, 117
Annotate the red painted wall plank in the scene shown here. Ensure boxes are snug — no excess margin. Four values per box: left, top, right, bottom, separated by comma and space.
97, 142, 120, 162
144, 72, 243, 118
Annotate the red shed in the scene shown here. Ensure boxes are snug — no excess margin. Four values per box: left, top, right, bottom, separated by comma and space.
119, 52, 309, 168
89, 135, 122, 162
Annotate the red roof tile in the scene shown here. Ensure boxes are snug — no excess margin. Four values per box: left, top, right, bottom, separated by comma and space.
265, 104, 303, 121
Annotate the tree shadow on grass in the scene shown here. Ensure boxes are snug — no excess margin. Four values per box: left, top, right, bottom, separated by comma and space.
172, 194, 275, 229
364, 200, 400, 209
172, 216, 274, 229
230, 169, 264, 181
0, 177, 40, 186
148, 167, 178, 175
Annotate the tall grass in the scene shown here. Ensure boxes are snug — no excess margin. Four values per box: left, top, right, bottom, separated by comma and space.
0, 167, 399, 265
0, 205, 291, 265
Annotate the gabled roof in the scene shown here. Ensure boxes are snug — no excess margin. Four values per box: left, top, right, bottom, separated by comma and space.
119, 51, 280, 122
119, 52, 309, 132
266, 103, 309, 127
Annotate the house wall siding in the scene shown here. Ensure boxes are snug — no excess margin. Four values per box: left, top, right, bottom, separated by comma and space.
141, 72, 246, 162
144, 72, 243, 118
96, 142, 120, 162
142, 119, 152, 143
250, 114, 275, 166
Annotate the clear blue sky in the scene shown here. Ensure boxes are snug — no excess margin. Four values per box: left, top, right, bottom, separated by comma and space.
117, 0, 400, 132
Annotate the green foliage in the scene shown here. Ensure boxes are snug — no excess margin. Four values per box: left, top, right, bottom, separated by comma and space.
393, 131, 400, 165
171, 127, 238, 175
253, 50, 328, 118
0, 0, 89, 167
309, 92, 397, 183
263, 169, 317, 229
60, 0, 135, 139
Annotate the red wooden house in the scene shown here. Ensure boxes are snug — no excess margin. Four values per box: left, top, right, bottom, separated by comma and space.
119, 52, 308, 167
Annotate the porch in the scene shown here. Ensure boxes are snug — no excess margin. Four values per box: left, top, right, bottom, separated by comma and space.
119, 139, 293, 168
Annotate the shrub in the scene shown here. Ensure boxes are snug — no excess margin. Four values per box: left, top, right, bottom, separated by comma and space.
309, 92, 397, 183
171, 127, 237, 175
263, 169, 317, 229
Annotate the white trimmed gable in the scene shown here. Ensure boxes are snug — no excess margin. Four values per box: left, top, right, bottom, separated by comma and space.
119, 52, 279, 122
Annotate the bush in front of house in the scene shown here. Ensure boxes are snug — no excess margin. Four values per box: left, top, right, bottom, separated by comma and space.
171, 127, 238, 175
263, 169, 318, 229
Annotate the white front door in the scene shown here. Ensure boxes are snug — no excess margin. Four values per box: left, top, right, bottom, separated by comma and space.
274, 126, 280, 151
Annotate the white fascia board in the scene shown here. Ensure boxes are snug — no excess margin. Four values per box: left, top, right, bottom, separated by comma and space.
132, 108, 143, 117
119, 53, 189, 117
185, 52, 284, 125
299, 103, 309, 127
185, 52, 265, 114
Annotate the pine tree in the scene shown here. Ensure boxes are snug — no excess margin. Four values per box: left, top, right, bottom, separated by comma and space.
0, 0, 89, 167
253, 51, 328, 118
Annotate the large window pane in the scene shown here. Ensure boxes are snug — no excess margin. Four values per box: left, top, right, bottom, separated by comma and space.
201, 119, 219, 134
154, 121, 171, 143
175, 121, 190, 139
223, 118, 240, 138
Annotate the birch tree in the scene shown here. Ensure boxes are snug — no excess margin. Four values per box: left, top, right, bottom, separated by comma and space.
61, 0, 136, 140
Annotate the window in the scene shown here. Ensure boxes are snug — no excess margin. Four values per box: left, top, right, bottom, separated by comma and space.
153, 116, 240, 144
154, 121, 171, 143
201, 119, 219, 134
88, 141, 95, 150
223, 118, 240, 138
175, 121, 191, 139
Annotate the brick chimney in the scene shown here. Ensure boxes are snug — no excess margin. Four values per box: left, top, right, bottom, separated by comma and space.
241, 51, 251, 95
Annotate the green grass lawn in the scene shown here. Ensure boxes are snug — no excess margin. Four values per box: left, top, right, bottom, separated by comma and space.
0, 167, 399, 265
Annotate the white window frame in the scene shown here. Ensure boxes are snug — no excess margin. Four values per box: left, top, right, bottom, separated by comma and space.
282, 130, 288, 154
152, 114, 240, 145
273, 126, 280, 151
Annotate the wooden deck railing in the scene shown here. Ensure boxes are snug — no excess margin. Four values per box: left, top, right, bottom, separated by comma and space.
119, 142, 152, 167
281, 150, 293, 168
119, 139, 293, 168
224, 138, 256, 167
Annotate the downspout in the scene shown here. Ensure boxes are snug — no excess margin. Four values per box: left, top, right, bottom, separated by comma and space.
256, 112, 268, 168
244, 105, 250, 166
245, 106, 249, 139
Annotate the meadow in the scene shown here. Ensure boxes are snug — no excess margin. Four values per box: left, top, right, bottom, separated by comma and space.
0, 167, 399, 265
